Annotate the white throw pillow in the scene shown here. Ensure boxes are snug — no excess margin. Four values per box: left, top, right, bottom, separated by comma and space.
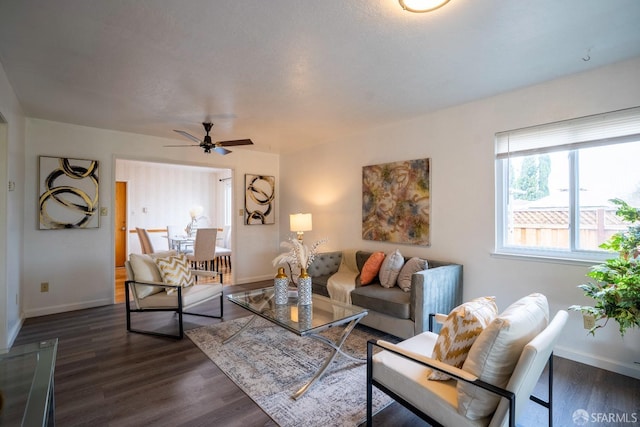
396, 257, 428, 292
378, 249, 405, 288
457, 293, 550, 420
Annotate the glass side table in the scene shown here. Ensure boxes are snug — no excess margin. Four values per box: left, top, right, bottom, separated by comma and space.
0, 338, 58, 426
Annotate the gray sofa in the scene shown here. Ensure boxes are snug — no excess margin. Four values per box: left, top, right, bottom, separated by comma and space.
307, 251, 463, 339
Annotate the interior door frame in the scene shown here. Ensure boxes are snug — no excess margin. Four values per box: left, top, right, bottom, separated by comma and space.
112, 157, 235, 291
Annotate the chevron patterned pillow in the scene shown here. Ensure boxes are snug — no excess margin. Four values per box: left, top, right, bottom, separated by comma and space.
154, 254, 195, 294
429, 296, 498, 381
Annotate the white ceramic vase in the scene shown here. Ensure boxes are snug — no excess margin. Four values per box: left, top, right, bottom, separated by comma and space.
297, 268, 312, 306
274, 267, 289, 305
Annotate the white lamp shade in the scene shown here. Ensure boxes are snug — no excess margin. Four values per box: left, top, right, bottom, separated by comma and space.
290, 213, 312, 232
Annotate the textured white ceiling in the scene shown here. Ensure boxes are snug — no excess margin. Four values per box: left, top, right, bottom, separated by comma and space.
1, 0, 639, 154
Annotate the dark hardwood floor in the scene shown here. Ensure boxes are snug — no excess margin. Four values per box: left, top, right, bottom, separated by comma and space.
13, 282, 640, 427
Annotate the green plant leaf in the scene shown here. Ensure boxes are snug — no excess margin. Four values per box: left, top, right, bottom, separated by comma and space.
572, 199, 640, 336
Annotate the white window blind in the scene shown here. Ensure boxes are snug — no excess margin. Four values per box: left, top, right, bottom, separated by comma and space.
496, 106, 640, 159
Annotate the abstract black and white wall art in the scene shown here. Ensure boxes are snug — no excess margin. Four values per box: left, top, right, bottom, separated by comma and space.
38, 156, 100, 229
244, 174, 275, 225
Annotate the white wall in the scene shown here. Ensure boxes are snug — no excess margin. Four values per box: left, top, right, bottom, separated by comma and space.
280, 57, 640, 378
23, 119, 280, 317
0, 60, 26, 350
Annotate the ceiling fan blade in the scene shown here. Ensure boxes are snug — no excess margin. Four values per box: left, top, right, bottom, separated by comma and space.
214, 146, 232, 155
164, 144, 200, 147
217, 138, 253, 147
173, 129, 202, 143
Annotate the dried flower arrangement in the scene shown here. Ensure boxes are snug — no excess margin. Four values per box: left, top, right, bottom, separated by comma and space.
272, 236, 327, 269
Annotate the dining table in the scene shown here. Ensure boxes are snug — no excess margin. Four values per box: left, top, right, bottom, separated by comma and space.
165, 229, 224, 253
165, 234, 195, 253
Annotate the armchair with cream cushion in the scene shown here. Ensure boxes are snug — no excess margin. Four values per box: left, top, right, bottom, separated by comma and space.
125, 250, 223, 339
367, 293, 568, 427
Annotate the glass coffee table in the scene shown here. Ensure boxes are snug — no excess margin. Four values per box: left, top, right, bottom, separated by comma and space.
0, 339, 58, 426
226, 287, 368, 400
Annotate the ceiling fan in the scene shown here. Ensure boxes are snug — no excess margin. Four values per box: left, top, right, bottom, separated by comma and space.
166, 122, 253, 155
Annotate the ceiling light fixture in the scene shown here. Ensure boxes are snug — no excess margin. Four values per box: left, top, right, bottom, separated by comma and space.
399, 0, 450, 13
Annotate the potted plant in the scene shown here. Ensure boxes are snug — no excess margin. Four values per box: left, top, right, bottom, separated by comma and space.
570, 198, 640, 336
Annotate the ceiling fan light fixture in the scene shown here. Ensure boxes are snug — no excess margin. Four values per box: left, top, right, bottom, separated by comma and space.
399, 0, 450, 13
170, 122, 254, 155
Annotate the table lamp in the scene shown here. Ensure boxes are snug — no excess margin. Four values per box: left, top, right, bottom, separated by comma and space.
290, 213, 312, 242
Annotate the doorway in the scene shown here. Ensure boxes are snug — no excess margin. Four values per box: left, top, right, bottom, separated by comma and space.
115, 181, 127, 267
113, 159, 234, 303
114, 181, 127, 303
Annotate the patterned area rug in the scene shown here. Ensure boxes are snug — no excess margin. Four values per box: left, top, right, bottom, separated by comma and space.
186, 316, 395, 427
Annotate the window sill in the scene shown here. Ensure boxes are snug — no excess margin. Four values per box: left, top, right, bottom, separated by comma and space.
490, 251, 602, 267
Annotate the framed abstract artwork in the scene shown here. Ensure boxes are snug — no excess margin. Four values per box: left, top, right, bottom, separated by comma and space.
38, 156, 100, 229
362, 158, 431, 246
245, 174, 275, 225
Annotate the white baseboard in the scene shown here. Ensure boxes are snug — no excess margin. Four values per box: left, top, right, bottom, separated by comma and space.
24, 298, 113, 318
555, 345, 640, 380
3, 315, 25, 351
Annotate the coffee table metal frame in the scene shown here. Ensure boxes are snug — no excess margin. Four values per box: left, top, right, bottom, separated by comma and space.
225, 287, 368, 400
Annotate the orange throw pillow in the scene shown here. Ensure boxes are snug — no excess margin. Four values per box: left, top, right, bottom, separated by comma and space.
360, 252, 386, 285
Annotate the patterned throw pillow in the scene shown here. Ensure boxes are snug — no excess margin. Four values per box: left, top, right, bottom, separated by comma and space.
129, 250, 178, 298
154, 254, 195, 295
359, 251, 386, 285
429, 296, 498, 381
397, 257, 428, 292
378, 249, 405, 288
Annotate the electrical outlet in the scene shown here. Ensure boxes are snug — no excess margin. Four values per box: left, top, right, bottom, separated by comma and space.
238, 208, 244, 217
100, 207, 108, 216
40, 282, 49, 293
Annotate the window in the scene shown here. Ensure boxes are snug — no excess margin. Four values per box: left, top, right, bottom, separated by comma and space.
496, 107, 640, 261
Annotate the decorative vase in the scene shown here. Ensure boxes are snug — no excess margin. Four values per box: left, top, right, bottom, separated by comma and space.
274, 267, 289, 305
297, 267, 312, 306
187, 217, 198, 237
274, 304, 289, 323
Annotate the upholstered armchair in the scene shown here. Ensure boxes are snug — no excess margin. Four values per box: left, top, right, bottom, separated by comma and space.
367, 294, 568, 427
125, 250, 223, 339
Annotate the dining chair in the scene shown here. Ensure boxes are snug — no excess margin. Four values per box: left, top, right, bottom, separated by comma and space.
136, 227, 155, 254
187, 228, 218, 271
166, 225, 179, 250
215, 225, 232, 271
